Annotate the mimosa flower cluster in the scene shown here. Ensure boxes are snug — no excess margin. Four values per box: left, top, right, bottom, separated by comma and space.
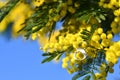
0, 0, 120, 80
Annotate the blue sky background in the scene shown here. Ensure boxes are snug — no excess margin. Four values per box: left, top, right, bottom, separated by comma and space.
0, 36, 73, 80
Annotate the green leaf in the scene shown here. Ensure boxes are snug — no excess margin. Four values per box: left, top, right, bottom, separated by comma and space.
83, 75, 91, 80
91, 70, 96, 80
24, 31, 32, 39
77, 13, 91, 23
48, 22, 56, 40
41, 54, 58, 63
72, 72, 89, 80
0, 0, 19, 22
91, 24, 98, 33
99, 14, 106, 21
95, 16, 101, 23
72, 73, 82, 80
55, 53, 63, 60
42, 53, 53, 56
32, 26, 43, 33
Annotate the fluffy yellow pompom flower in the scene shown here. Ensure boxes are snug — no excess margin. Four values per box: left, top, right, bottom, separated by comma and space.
107, 33, 113, 40
114, 9, 120, 16
32, 0, 44, 7
92, 35, 100, 41
101, 33, 106, 39
62, 62, 68, 68
62, 56, 70, 63
95, 73, 102, 79
109, 67, 114, 73
67, 68, 74, 74
75, 52, 85, 60
0, 18, 9, 32
116, 51, 120, 57
106, 51, 118, 64
31, 33, 37, 40
97, 28, 103, 34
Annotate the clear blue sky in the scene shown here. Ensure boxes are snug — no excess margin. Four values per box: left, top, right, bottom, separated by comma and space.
0, 36, 73, 80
